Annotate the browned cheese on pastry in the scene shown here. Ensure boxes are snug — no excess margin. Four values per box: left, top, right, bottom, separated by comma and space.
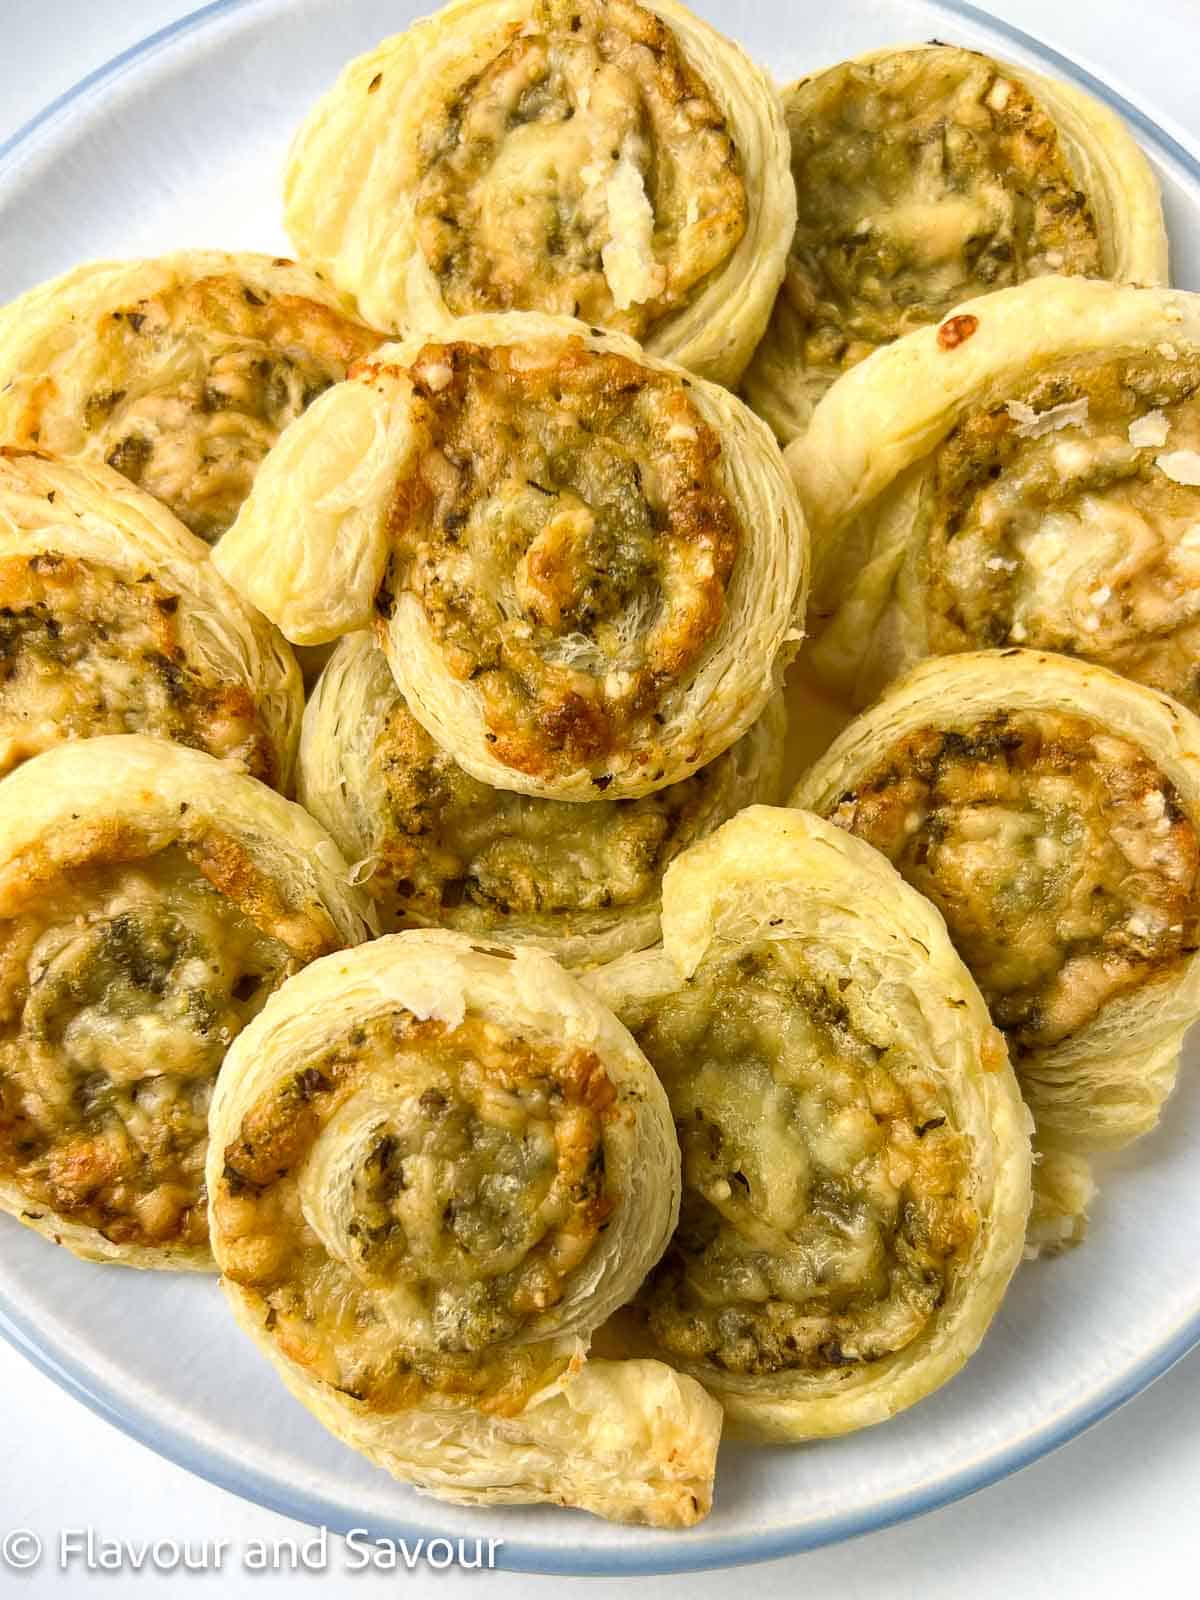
923, 355, 1200, 711
5, 267, 378, 542
827, 710, 1200, 1056
214, 1008, 617, 1413
0, 544, 276, 782
413, 0, 747, 340
625, 938, 977, 1376
0, 832, 339, 1255
780, 48, 1100, 384
373, 337, 740, 786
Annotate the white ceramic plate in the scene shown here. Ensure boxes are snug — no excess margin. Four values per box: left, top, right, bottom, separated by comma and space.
2, 0, 1200, 1575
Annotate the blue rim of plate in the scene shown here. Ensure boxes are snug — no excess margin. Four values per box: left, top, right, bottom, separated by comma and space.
1, 0, 1200, 1574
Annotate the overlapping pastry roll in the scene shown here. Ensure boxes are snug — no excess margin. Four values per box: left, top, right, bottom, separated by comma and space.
207, 931, 722, 1525
281, 0, 794, 386
792, 650, 1200, 1155
0, 452, 302, 788
587, 806, 1030, 1440
298, 632, 787, 964
215, 313, 807, 801
743, 46, 1167, 442
0, 736, 371, 1270
0, 251, 380, 544
788, 280, 1200, 712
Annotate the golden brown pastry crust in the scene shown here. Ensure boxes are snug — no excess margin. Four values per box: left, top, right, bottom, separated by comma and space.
282, 0, 795, 386
0, 451, 303, 790
0, 735, 372, 1270
207, 930, 722, 1523
298, 632, 787, 964
586, 805, 1031, 1440
792, 650, 1200, 1155
214, 313, 808, 801
743, 47, 1168, 442
786, 279, 1200, 710
0, 251, 380, 543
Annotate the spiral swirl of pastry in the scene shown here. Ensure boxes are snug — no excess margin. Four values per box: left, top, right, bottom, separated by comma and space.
586, 806, 1031, 1441
0, 735, 371, 1270
214, 313, 807, 802
792, 650, 1200, 1157
0, 252, 380, 544
0, 452, 302, 789
207, 931, 722, 1525
743, 46, 1167, 442
787, 280, 1200, 712
282, 0, 794, 385
298, 632, 787, 964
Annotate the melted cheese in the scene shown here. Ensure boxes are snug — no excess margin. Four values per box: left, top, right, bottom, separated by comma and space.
381, 338, 739, 784
411, 0, 745, 338
214, 1011, 613, 1407
0, 552, 276, 783
358, 676, 772, 935
629, 941, 975, 1376
771, 46, 1102, 385
829, 712, 1200, 1051
925, 355, 1200, 711
0, 847, 297, 1249
22, 273, 377, 543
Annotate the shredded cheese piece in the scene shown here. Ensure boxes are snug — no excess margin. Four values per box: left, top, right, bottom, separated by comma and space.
1156, 449, 1200, 486
1005, 397, 1090, 438
1129, 410, 1170, 449
600, 158, 668, 311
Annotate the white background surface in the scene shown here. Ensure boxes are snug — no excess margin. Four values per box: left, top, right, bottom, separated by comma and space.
2, 1, 1200, 1594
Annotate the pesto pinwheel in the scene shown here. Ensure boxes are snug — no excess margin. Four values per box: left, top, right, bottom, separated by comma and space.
0, 451, 302, 789
788, 279, 1200, 711
281, 0, 794, 387
298, 631, 787, 964
742, 46, 1167, 442
586, 805, 1031, 1440
0, 735, 371, 1270
214, 313, 807, 801
206, 930, 722, 1525
792, 650, 1200, 1155
0, 251, 380, 545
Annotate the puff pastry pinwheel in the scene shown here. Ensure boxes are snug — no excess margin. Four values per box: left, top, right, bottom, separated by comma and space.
0, 251, 379, 545
0, 735, 371, 1270
786, 279, 1200, 712
742, 46, 1167, 442
281, 0, 794, 387
298, 632, 787, 964
792, 650, 1200, 1158
586, 805, 1030, 1440
206, 930, 723, 1525
0, 451, 302, 788
215, 313, 807, 801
